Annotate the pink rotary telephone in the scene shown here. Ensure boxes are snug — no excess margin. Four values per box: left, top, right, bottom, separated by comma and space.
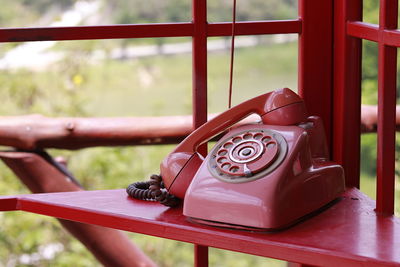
129, 88, 345, 230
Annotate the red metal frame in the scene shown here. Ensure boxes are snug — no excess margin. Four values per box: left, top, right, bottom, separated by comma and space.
298, 0, 334, 144
0, 0, 399, 266
333, 1, 363, 189
334, 0, 398, 215
376, 0, 397, 215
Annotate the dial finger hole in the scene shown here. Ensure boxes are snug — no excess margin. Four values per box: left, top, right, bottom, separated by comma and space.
266, 142, 276, 149
223, 142, 233, 149
232, 137, 242, 143
217, 157, 227, 163
221, 163, 231, 170
262, 136, 271, 143
218, 149, 228, 156
253, 133, 263, 140
230, 166, 239, 173
243, 133, 253, 140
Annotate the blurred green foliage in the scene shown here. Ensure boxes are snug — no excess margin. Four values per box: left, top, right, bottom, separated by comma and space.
107, 0, 297, 24
0, 0, 76, 27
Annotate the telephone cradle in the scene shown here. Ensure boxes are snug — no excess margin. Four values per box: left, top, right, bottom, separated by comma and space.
128, 88, 345, 231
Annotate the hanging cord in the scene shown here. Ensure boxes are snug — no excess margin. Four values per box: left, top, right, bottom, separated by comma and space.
228, 0, 237, 109
126, 174, 180, 207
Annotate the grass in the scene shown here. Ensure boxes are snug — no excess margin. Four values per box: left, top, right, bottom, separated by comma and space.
69, 40, 299, 116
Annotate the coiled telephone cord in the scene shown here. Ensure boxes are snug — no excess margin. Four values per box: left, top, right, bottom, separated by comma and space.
126, 174, 180, 207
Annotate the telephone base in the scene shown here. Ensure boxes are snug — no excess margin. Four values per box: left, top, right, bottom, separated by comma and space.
183, 123, 345, 230
187, 197, 342, 232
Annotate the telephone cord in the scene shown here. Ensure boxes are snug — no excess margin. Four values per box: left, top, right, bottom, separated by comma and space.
228, 0, 237, 109
126, 174, 180, 207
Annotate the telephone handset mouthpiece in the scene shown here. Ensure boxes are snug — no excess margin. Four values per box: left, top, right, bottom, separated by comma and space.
160, 88, 308, 198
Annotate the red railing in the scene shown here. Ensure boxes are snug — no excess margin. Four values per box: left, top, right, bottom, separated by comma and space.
334, 0, 398, 215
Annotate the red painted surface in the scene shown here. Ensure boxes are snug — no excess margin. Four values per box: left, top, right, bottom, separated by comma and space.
192, 0, 207, 131
376, 0, 398, 215
332, 0, 398, 235
347, 22, 379, 42
0, 197, 18, 211
298, 0, 333, 147
192, 0, 208, 159
336, 0, 398, 215
287, 264, 314, 267
0, 23, 194, 42
0, 188, 399, 266
333, 0, 362, 188
194, 245, 208, 267
0, 21, 302, 43
348, 21, 400, 48
207, 20, 301, 36
383, 29, 400, 47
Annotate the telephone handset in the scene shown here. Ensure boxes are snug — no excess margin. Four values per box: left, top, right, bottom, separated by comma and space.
127, 88, 345, 230
160, 88, 308, 199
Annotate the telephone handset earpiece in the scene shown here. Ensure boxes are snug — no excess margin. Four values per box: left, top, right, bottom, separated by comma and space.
160, 88, 308, 198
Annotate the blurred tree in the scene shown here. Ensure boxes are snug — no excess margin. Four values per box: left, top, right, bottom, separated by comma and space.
0, 0, 76, 27
108, 0, 190, 24
21, 0, 76, 12
208, 0, 297, 22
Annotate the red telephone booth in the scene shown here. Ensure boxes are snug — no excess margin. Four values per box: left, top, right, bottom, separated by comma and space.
0, 1, 399, 266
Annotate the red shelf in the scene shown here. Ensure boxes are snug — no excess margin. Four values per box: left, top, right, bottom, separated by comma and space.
1, 187, 399, 266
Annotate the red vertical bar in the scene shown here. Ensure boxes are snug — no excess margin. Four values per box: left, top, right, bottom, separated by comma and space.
376, 0, 397, 215
191, 1, 208, 260
192, 1, 209, 261
333, 0, 363, 188
192, 0, 207, 129
298, 0, 334, 148
191, 2, 209, 261
192, 0, 208, 156
194, 244, 208, 267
